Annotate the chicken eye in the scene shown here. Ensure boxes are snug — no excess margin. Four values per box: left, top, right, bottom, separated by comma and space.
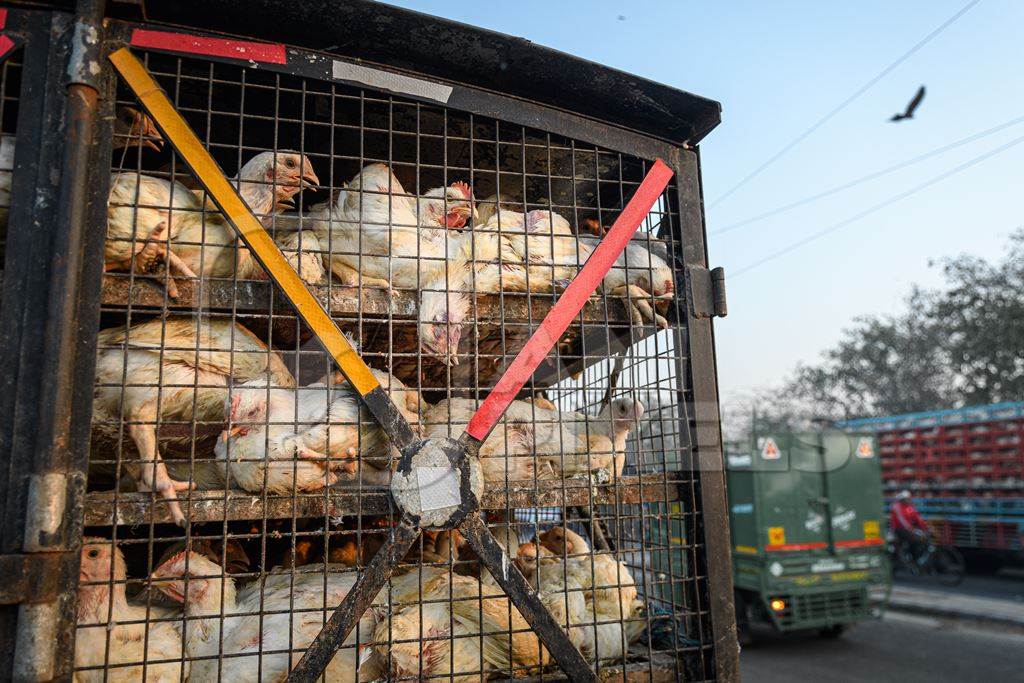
286, 158, 296, 167
86, 548, 100, 559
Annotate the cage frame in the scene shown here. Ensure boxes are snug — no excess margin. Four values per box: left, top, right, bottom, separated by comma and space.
0, 2, 737, 681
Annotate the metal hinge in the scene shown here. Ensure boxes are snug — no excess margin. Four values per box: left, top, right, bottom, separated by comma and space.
686, 265, 727, 319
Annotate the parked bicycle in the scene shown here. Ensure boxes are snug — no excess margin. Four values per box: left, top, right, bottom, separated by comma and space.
888, 532, 966, 586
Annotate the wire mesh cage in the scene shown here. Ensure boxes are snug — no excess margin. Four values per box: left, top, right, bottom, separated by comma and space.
0, 38, 21, 260
0, 3, 732, 681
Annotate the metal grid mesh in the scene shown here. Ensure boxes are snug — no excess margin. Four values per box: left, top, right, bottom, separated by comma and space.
0, 46, 21, 260
78, 45, 713, 681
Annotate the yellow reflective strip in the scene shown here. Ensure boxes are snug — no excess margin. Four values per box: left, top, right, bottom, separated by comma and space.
109, 48, 379, 396
734, 545, 758, 555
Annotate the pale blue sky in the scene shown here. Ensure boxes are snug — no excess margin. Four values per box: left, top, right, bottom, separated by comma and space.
385, 0, 1023, 406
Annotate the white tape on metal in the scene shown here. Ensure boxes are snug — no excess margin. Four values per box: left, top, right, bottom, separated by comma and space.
332, 60, 453, 103
415, 466, 461, 512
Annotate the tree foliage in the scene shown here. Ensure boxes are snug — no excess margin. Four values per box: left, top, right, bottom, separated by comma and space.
765, 230, 1024, 423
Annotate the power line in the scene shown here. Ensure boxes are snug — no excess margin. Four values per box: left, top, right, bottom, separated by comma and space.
708, 0, 983, 209
712, 112, 1024, 235
731, 130, 1024, 277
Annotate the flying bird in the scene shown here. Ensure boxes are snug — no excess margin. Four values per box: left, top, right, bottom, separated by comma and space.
890, 85, 926, 122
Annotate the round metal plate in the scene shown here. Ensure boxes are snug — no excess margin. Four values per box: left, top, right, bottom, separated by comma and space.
390, 437, 482, 529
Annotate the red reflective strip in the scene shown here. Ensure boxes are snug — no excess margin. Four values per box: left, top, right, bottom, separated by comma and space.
0, 9, 7, 29
130, 29, 286, 64
764, 542, 828, 552
465, 159, 674, 441
835, 538, 884, 548
0, 35, 15, 63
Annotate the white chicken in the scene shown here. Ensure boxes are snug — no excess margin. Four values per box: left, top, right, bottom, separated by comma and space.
422, 397, 643, 484
581, 233, 674, 329
215, 367, 422, 493
105, 151, 319, 296
75, 539, 187, 683
91, 316, 296, 525
417, 208, 590, 365
418, 208, 591, 365
150, 551, 378, 683
289, 163, 474, 290
369, 566, 548, 681
169, 151, 320, 281
520, 527, 644, 663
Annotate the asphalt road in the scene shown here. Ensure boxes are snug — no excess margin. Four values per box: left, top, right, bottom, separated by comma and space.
895, 568, 1024, 602
740, 611, 1023, 683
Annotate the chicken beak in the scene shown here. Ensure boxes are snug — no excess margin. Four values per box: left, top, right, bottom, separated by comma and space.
300, 167, 321, 191
144, 137, 164, 152
222, 426, 246, 441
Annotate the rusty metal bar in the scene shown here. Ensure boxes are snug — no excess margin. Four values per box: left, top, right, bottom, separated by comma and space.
461, 513, 597, 683
287, 519, 421, 681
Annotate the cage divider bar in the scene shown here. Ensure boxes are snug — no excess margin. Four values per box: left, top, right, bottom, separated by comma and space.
286, 519, 421, 681
459, 513, 599, 683
464, 160, 674, 444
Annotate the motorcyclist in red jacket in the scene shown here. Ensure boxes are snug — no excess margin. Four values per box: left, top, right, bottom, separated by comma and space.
890, 490, 929, 563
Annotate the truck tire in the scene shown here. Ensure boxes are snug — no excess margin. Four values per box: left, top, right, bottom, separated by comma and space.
734, 590, 754, 647
817, 624, 846, 639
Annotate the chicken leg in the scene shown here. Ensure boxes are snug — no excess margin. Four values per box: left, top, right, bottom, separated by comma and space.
126, 406, 193, 526
104, 220, 197, 298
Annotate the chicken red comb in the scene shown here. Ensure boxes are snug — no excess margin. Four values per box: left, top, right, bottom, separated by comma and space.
450, 180, 472, 201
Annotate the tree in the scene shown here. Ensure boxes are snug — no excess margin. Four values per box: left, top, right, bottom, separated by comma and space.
931, 229, 1024, 405
733, 229, 1024, 425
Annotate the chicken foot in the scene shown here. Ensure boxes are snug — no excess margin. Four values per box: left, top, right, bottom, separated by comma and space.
328, 261, 396, 296
610, 284, 669, 329
105, 220, 198, 298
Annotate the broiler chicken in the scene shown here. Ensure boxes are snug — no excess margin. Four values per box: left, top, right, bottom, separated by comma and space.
215, 367, 421, 493
76, 539, 187, 683
169, 151, 319, 281
369, 566, 548, 681
287, 162, 474, 291
422, 396, 643, 484
150, 551, 378, 683
419, 208, 590, 365
106, 151, 319, 296
91, 316, 295, 525
581, 232, 674, 329
519, 527, 644, 663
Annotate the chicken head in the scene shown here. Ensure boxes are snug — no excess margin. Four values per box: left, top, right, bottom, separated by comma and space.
419, 181, 475, 229
150, 550, 228, 610
538, 527, 592, 557
600, 397, 646, 437
418, 290, 468, 367
113, 106, 163, 152
237, 151, 320, 216
221, 380, 272, 441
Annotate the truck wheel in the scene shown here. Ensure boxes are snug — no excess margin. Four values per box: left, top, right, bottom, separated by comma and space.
734, 591, 754, 647
817, 625, 846, 639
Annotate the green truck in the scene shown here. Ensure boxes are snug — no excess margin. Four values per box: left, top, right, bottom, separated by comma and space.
726, 430, 891, 639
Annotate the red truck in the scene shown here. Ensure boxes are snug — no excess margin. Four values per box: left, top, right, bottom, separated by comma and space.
842, 402, 1024, 571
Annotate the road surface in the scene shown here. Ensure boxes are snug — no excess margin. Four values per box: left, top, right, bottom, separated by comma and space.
740, 611, 1022, 683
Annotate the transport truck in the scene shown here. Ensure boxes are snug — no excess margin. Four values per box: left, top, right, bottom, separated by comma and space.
726, 430, 891, 640
842, 402, 1024, 571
